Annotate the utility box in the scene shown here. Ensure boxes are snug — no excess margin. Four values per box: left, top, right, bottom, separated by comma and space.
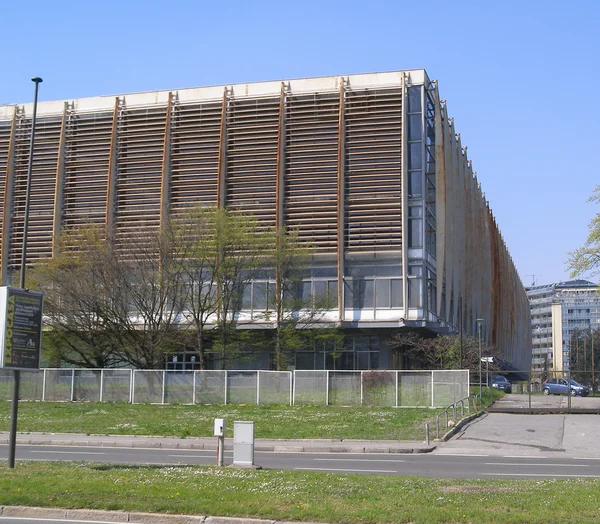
233, 421, 256, 467
214, 418, 225, 437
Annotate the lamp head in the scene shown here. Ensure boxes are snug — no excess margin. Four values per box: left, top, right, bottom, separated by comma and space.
31, 77, 43, 83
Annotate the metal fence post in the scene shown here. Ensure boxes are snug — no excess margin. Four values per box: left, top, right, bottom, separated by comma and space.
42, 369, 47, 402
360, 371, 364, 405
289, 371, 293, 406
224, 370, 228, 405
431, 371, 435, 408
99, 369, 104, 402
256, 370, 260, 405
71, 369, 75, 402
131, 370, 135, 404
326, 370, 329, 406
395, 370, 399, 408
192, 371, 197, 405
161, 371, 166, 404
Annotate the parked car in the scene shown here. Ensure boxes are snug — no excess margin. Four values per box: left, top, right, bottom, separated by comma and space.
490, 375, 512, 393
543, 378, 589, 397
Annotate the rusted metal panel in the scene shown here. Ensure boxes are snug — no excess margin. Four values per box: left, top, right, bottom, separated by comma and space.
275, 82, 286, 232
52, 102, 68, 256
216, 88, 228, 209
336, 79, 345, 320
1, 107, 17, 284
159, 93, 173, 229
105, 97, 120, 241
400, 73, 408, 314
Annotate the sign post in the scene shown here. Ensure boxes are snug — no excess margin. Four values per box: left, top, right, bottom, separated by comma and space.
0, 287, 44, 468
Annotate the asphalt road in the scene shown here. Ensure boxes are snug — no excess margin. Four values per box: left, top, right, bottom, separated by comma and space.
2, 440, 600, 479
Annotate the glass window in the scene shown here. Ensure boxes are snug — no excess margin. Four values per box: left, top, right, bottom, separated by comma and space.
313, 267, 337, 278
408, 86, 422, 113
408, 278, 423, 308
375, 265, 402, 277
253, 282, 267, 309
408, 218, 423, 248
408, 114, 422, 141
242, 285, 252, 309
409, 143, 422, 170
409, 265, 423, 277
391, 279, 402, 307
314, 280, 327, 300
357, 352, 371, 370
347, 279, 374, 309
376, 279, 391, 308
327, 280, 338, 306
302, 281, 312, 302
347, 265, 377, 278
295, 352, 314, 370
409, 171, 423, 197
409, 205, 422, 217
267, 282, 276, 310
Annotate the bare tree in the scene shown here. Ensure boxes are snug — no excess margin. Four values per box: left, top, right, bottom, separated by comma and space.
33, 223, 187, 369
31, 226, 123, 368
103, 223, 187, 369
388, 331, 503, 372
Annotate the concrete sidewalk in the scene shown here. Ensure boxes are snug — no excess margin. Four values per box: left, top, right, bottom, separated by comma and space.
0, 505, 282, 524
0, 432, 436, 454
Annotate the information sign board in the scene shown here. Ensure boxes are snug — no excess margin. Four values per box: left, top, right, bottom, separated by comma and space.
0, 287, 44, 370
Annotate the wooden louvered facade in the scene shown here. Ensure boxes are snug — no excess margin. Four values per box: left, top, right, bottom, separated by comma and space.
0, 70, 532, 370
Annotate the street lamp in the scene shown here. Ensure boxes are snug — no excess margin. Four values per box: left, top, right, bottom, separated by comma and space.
476, 318, 484, 399
8, 77, 42, 470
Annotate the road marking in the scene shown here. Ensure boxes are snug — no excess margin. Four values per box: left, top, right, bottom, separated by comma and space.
483, 473, 600, 478
167, 451, 215, 458
314, 458, 405, 463
435, 453, 489, 457
485, 462, 588, 467
30, 451, 105, 455
503, 455, 542, 459
295, 467, 395, 473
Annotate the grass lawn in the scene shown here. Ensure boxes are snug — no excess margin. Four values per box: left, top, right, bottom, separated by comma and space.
1, 462, 599, 524
0, 401, 442, 440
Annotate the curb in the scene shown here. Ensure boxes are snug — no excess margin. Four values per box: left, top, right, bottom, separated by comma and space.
0, 506, 328, 524
0, 434, 436, 454
439, 412, 482, 441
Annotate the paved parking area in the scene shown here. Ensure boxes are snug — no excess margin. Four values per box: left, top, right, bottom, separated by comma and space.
437, 394, 600, 457
489, 392, 600, 412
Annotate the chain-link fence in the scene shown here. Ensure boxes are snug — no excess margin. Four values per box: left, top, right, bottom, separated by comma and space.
0, 368, 469, 407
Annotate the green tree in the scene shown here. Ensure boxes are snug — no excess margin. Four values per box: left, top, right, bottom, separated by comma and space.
268, 227, 339, 370
209, 209, 271, 368
173, 207, 270, 369
568, 185, 600, 278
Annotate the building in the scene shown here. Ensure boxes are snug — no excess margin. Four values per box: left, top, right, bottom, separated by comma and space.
0, 70, 531, 370
528, 279, 600, 375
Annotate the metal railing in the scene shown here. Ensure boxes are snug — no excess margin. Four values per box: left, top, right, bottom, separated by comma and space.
435, 394, 479, 439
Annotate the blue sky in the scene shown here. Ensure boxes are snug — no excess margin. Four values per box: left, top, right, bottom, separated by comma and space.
2, 0, 598, 287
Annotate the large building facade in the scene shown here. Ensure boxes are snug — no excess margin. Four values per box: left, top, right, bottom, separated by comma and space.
528, 280, 600, 374
0, 70, 531, 370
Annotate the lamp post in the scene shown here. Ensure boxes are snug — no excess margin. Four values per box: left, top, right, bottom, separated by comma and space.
8, 76, 42, 470
476, 318, 484, 399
